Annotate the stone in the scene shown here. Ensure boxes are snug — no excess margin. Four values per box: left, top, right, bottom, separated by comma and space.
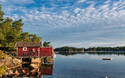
22, 70, 26, 73
30, 64, 39, 69
14, 70, 20, 75
8, 70, 13, 74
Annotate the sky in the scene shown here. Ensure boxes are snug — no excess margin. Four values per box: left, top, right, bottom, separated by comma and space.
1, 0, 125, 49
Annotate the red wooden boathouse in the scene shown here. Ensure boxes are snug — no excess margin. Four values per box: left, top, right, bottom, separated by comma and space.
15, 42, 53, 57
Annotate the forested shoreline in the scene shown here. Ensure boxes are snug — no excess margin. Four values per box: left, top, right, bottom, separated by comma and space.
84, 46, 125, 51
54, 46, 125, 52
0, 5, 42, 50
54, 46, 84, 51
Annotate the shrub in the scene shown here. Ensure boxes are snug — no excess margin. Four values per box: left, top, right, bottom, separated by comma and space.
0, 65, 5, 75
0, 51, 5, 59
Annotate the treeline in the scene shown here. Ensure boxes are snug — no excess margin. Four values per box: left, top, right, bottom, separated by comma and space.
54, 46, 84, 51
54, 46, 125, 52
85, 46, 125, 51
0, 5, 42, 49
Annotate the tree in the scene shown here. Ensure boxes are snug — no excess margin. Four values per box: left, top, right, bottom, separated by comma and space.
0, 4, 4, 23
0, 29, 4, 46
0, 4, 43, 49
12, 19, 24, 37
29, 34, 42, 42
20, 32, 29, 42
0, 4, 4, 46
43, 42, 51, 47
1, 17, 13, 47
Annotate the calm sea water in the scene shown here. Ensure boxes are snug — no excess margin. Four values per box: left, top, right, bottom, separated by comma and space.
44, 53, 125, 78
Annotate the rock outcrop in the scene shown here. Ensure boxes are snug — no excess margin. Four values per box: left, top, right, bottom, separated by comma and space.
0, 52, 22, 77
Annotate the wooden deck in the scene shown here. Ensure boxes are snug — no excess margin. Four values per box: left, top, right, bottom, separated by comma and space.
16, 55, 54, 59
3, 51, 54, 59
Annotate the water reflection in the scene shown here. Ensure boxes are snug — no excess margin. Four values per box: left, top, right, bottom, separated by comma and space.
2, 58, 54, 78
56, 51, 85, 56
55, 51, 125, 56
17, 63, 54, 78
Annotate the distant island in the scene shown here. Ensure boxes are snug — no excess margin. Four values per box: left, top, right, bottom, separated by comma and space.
54, 46, 84, 52
84, 46, 125, 52
54, 46, 125, 52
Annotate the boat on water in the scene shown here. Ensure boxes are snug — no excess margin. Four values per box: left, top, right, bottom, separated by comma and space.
102, 58, 113, 60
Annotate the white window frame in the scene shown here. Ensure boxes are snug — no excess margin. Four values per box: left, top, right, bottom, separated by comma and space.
32, 48, 36, 52
23, 47, 27, 51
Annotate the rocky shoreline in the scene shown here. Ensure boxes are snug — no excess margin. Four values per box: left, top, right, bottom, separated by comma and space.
0, 51, 22, 77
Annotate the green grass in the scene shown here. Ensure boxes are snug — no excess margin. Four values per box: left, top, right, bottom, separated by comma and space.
0, 50, 5, 59
0, 65, 5, 75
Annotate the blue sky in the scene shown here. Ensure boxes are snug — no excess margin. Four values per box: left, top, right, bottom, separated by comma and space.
1, 0, 125, 48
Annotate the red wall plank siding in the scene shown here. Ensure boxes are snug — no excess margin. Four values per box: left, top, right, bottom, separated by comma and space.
17, 47, 53, 57
17, 47, 39, 56
40, 47, 53, 56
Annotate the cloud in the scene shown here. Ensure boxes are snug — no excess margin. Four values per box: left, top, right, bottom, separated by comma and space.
104, 0, 111, 4
77, 0, 86, 3
1, 0, 125, 48
0, 0, 7, 2
74, 8, 85, 13
10, 0, 34, 4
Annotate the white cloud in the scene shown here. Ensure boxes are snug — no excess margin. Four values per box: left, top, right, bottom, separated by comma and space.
0, 0, 7, 2
2, 0, 125, 48
12, 14, 18, 18
74, 8, 80, 13
88, 42, 114, 47
104, 0, 110, 4
78, 0, 86, 3
10, 0, 34, 4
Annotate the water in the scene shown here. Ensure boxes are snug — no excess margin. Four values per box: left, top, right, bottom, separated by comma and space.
44, 53, 125, 78
3, 53, 125, 78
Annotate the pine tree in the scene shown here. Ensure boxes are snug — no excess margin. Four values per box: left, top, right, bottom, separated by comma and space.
0, 4, 4, 23
0, 4, 4, 47
0, 4, 43, 48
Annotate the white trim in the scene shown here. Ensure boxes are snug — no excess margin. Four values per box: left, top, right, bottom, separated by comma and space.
17, 48, 18, 56
23, 47, 27, 51
38, 48, 40, 57
41, 42, 42, 47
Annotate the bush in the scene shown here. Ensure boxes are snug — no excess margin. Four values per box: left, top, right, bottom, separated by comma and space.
0, 65, 5, 75
0, 51, 5, 59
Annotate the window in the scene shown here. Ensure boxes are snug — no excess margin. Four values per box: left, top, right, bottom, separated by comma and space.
32, 48, 36, 52
23, 47, 27, 51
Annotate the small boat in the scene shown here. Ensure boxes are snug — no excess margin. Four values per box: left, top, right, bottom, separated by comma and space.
102, 58, 113, 60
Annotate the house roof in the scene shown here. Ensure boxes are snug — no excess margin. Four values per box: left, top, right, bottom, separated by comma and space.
15, 42, 42, 47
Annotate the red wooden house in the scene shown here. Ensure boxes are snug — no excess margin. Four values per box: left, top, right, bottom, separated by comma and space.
15, 42, 53, 57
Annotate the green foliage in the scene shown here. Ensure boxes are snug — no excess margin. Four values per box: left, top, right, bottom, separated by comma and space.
43, 42, 51, 47
0, 4, 4, 22
29, 34, 42, 42
0, 29, 4, 41
0, 65, 5, 75
0, 50, 5, 59
20, 32, 42, 42
54, 46, 84, 51
0, 4, 42, 49
85, 46, 125, 51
